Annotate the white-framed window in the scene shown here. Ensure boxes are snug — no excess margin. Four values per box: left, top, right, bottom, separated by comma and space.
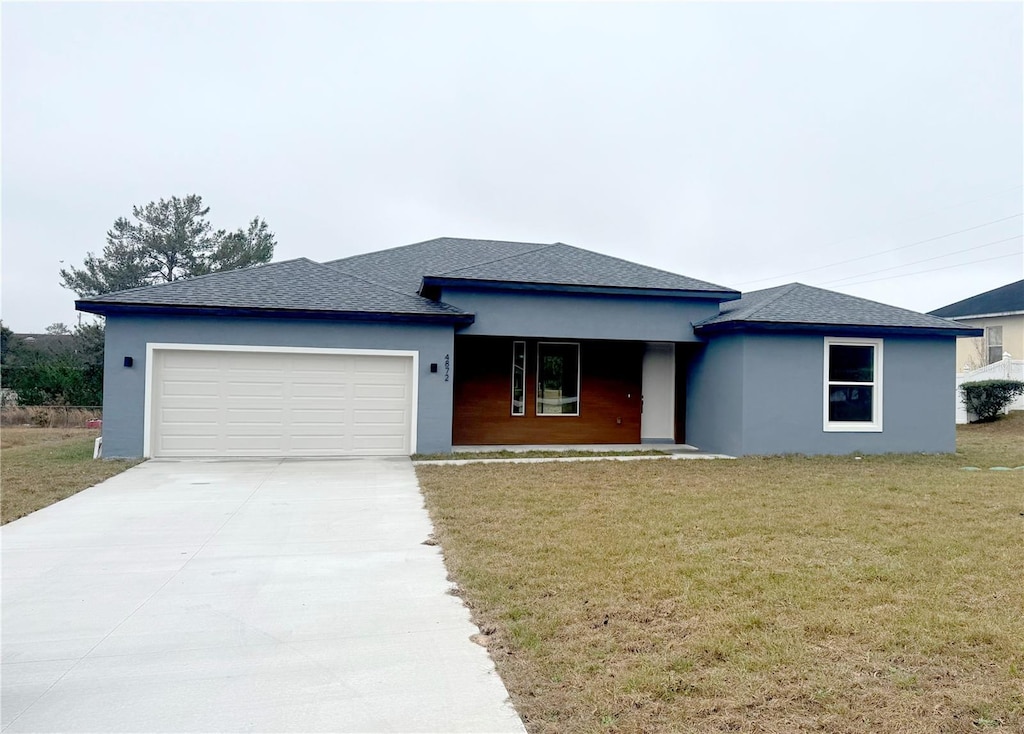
536, 342, 580, 416
823, 337, 883, 432
986, 326, 1003, 365
511, 341, 526, 416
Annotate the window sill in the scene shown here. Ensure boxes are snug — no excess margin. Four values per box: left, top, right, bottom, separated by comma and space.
824, 423, 883, 433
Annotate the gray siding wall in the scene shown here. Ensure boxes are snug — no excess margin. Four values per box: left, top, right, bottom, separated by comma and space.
685, 334, 746, 456
687, 332, 958, 456
441, 288, 721, 342
102, 314, 455, 458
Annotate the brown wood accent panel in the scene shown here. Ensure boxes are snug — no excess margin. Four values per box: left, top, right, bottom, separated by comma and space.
453, 337, 643, 445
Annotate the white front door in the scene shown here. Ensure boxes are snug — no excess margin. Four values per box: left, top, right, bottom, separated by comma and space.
641, 342, 675, 443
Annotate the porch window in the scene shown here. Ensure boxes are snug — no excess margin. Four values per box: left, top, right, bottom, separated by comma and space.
537, 342, 580, 416
986, 326, 1003, 365
511, 341, 526, 415
824, 337, 883, 432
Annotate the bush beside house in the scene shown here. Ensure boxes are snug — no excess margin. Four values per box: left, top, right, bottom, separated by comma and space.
960, 379, 1024, 422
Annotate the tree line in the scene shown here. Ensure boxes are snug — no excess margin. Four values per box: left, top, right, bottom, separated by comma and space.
2, 195, 275, 407
1, 322, 105, 406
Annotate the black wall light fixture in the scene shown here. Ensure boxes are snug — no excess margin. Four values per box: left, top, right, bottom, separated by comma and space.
430, 363, 438, 373
123, 357, 134, 367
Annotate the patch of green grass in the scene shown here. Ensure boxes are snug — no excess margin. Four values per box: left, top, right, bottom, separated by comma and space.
1, 428, 141, 524
417, 413, 1024, 733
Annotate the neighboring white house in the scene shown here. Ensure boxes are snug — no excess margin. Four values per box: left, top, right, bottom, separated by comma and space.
929, 279, 1024, 372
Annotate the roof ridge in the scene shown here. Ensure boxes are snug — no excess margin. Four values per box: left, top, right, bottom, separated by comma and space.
737, 282, 801, 320
797, 281, 962, 322
553, 242, 716, 283
432, 242, 557, 277
326, 260, 465, 311
325, 236, 554, 266
323, 237, 447, 265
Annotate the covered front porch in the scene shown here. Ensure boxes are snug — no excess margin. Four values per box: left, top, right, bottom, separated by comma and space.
451, 335, 699, 446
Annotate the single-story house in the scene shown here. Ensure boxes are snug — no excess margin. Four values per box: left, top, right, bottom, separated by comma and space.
76, 237, 980, 458
927, 279, 1024, 371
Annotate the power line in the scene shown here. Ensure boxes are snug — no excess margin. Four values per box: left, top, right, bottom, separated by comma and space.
735, 212, 1023, 286
814, 234, 1023, 287
738, 183, 1024, 284
827, 251, 1023, 289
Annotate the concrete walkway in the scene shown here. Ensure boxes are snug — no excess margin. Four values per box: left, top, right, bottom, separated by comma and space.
416, 453, 734, 467
430, 444, 734, 466
452, 443, 703, 453
1, 459, 525, 733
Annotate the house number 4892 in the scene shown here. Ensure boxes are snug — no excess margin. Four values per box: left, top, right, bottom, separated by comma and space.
444, 354, 450, 382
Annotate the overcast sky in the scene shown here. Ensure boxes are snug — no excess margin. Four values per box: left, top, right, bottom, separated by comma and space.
3, 1, 1022, 332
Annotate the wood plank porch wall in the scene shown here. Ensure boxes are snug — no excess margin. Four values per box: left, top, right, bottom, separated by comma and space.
452, 337, 643, 445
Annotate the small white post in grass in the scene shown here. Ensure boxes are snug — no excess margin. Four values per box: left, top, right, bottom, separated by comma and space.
93, 436, 103, 460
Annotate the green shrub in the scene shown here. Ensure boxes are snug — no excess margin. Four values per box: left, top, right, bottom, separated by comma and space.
960, 379, 1024, 423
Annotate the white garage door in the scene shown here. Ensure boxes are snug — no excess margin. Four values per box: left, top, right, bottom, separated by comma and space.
148, 348, 415, 457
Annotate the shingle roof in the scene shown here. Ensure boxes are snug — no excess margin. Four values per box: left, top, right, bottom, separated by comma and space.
325, 238, 547, 293
927, 279, 1024, 318
76, 258, 469, 319
695, 282, 980, 335
328, 237, 737, 295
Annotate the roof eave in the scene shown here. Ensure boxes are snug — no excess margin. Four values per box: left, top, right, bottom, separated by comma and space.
419, 276, 741, 301
74, 301, 475, 325
926, 309, 1024, 320
693, 320, 983, 338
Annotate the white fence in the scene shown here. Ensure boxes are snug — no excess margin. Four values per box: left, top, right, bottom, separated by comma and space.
955, 354, 1024, 424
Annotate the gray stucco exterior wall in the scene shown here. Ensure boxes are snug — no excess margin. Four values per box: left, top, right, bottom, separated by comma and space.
686, 332, 958, 456
441, 288, 722, 341
101, 314, 455, 458
683, 334, 747, 456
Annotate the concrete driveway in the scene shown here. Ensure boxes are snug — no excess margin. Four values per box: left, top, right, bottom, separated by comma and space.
1, 458, 525, 733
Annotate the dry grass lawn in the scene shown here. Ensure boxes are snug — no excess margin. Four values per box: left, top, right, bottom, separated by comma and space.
1, 427, 141, 524
417, 414, 1024, 733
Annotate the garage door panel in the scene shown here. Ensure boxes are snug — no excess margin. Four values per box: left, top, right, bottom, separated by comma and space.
288, 424, 353, 436
160, 408, 219, 424
355, 358, 409, 374
225, 372, 290, 386
161, 381, 221, 398
287, 396, 348, 408
354, 369, 410, 383
290, 412, 349, 426
225, 411, 287, 425
162, 351, 221, 368
352, 435, 407, 451
352, 402, 406, 415
356, 427, 407, 437
291, 367, 355, 381
289, 384, 349, 399
159, 435, 220, 453
353, 409, 406, 425
151, 349, 413, 457
289, 437, 350, 453
353, 383, 406, 399
225, 383, 287, 398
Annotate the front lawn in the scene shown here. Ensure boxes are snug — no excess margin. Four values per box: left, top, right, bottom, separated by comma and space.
1, 428, 141, 524
417, 414, 1024, 733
